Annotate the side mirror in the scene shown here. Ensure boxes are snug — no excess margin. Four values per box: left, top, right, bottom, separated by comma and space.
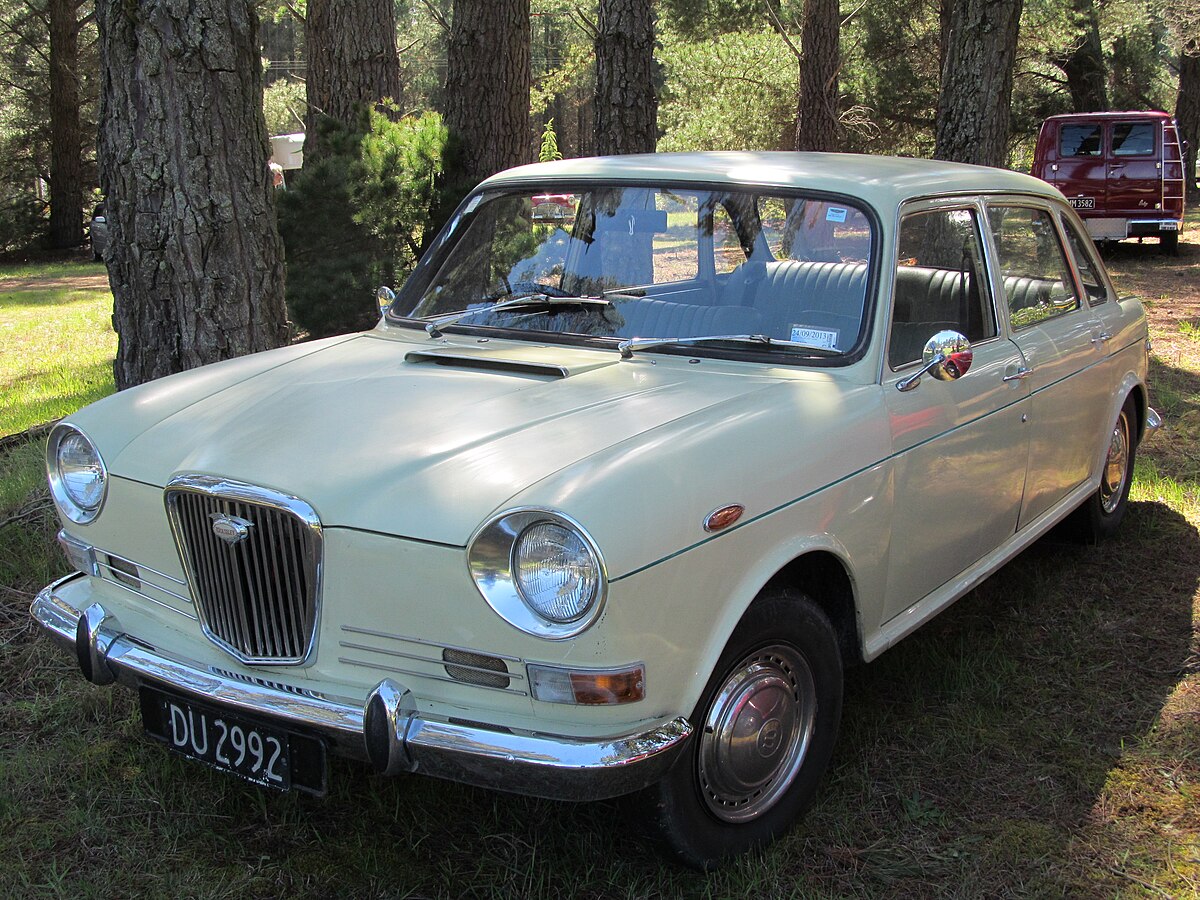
376, 285, 396, 316
897, 330, 973, 392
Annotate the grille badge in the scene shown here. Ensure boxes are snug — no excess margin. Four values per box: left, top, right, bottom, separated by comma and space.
209, 513, 254, 546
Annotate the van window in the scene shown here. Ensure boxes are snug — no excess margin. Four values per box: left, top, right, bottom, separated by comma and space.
1112, 122, 1155, 156
1060, 124, 1102, 157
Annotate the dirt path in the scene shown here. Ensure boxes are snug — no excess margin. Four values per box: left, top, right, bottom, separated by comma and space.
0, 273, 111, 292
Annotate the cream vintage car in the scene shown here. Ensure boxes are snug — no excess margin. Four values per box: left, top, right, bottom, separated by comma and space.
33, 153, 1159, 868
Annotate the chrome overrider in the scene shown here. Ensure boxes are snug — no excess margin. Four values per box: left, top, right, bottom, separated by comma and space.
31, 574, 692, 801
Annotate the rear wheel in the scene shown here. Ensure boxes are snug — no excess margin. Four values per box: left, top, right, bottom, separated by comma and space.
1071, 396, 1136, 542
1161, 231, 1179, 256
641, 588, 843, 869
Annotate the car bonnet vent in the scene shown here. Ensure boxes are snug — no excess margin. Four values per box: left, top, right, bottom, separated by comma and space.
404, 350, 569, 378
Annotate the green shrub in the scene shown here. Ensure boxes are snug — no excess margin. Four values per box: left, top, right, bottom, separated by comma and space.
277, 109, 455, 339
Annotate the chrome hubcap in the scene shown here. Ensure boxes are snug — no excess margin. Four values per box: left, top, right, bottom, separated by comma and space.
1100, 413, 1130, 515
697, 645, 816, 822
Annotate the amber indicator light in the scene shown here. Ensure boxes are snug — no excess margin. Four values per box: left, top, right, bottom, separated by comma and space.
570, 667, 645, 705
704, 504, 745, 533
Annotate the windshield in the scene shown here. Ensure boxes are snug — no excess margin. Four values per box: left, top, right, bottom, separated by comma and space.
396, 184, 875, 359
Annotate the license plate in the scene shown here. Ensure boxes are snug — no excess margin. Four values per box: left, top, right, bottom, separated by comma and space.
1070, 197, 1095, 209
1161, 222, 1179, 231
144, 691, 293, 790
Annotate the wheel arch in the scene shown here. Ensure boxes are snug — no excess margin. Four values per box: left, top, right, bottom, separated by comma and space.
760, 549, 863, 667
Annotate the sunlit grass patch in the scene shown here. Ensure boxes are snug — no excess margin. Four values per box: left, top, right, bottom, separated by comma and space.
0, 282, 116, 436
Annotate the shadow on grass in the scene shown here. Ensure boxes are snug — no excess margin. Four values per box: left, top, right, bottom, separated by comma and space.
812, 496, 1199, 895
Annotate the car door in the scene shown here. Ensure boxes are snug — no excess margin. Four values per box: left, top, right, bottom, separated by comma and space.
881, 201, 1031, 621
983, 201, 1112, 528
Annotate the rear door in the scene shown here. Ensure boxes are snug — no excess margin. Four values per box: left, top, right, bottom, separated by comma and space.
1107, 119, 1160, 216
984, 201, 1111, 528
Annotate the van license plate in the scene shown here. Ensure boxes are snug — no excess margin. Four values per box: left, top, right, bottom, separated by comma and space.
1070, 197, 1095, 209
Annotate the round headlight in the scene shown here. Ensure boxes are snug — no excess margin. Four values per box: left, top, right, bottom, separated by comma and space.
467, 508, 608, 639
47, 425, 107, 524
513, 521, 601, 623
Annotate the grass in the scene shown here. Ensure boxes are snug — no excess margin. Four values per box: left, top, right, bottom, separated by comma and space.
1, 229, 1199, 897
0, 259, 116, 437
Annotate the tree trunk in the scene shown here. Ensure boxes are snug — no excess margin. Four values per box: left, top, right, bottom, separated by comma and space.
1178, 44, 1200, 204
594, 0, 658, 155
96, 0, 288, 391
1054, 0, 1108, 112
48, 0, 84, 248
304, 0, 401, 163
795, 0, 840, 152
934, 0, 1024, 167
444, 0, 531, 184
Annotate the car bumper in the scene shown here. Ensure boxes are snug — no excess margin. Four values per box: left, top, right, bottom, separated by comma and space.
30, 574, 692, 801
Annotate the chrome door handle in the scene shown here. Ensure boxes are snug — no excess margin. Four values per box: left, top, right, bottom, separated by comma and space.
1003, 366, 1033, 382
1091, 331, 1113, 345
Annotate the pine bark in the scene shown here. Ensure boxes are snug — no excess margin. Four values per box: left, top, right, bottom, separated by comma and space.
48, 0, 84, 248
96, 0, 288, 390
1054, 0, 1108, 112
795, 0, 840, 152
594, 0, 658, 155
304, 0, 401, 163
1178, 44, 1200, 203
444, 0, 531, 184
934, 0, 1024, 168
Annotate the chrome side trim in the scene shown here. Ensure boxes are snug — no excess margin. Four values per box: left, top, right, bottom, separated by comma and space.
340, 625, 525, 664
338, 655, 530, 697
97, 574, 200, 622
30, 582, 693, 801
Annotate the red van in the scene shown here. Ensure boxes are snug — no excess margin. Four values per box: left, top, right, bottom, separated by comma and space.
1032, 111, 1186, 252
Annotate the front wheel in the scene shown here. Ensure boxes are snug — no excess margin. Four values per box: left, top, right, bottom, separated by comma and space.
640, 588, 843, 869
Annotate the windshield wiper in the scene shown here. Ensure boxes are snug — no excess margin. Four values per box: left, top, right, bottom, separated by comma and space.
422, 293, 611, 337
617, 334, 839, 359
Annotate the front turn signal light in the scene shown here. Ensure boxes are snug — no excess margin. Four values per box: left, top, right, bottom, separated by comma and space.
528, 663, 646, 705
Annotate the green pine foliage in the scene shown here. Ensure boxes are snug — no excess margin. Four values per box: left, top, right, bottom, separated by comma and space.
539, 119, 563, 162
276, 109, 454, 339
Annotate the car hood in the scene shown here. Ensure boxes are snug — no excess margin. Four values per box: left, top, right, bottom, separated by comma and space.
82, 330, 792, 546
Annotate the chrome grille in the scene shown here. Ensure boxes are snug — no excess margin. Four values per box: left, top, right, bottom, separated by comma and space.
166, 477, 321, 666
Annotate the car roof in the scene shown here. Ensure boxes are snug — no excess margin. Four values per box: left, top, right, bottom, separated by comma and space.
480, 151, 1063, 212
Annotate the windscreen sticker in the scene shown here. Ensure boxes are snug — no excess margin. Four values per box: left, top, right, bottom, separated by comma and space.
791, 325, 839, 349
825, 207, 848, 223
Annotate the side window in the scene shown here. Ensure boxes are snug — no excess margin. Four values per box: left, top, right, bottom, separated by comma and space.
890, 208, 996, 369
1112, 122, 1155, 156
1060, 215, 1109, 304
1060, 124, 1102, 157
987, 206, 1080, 329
